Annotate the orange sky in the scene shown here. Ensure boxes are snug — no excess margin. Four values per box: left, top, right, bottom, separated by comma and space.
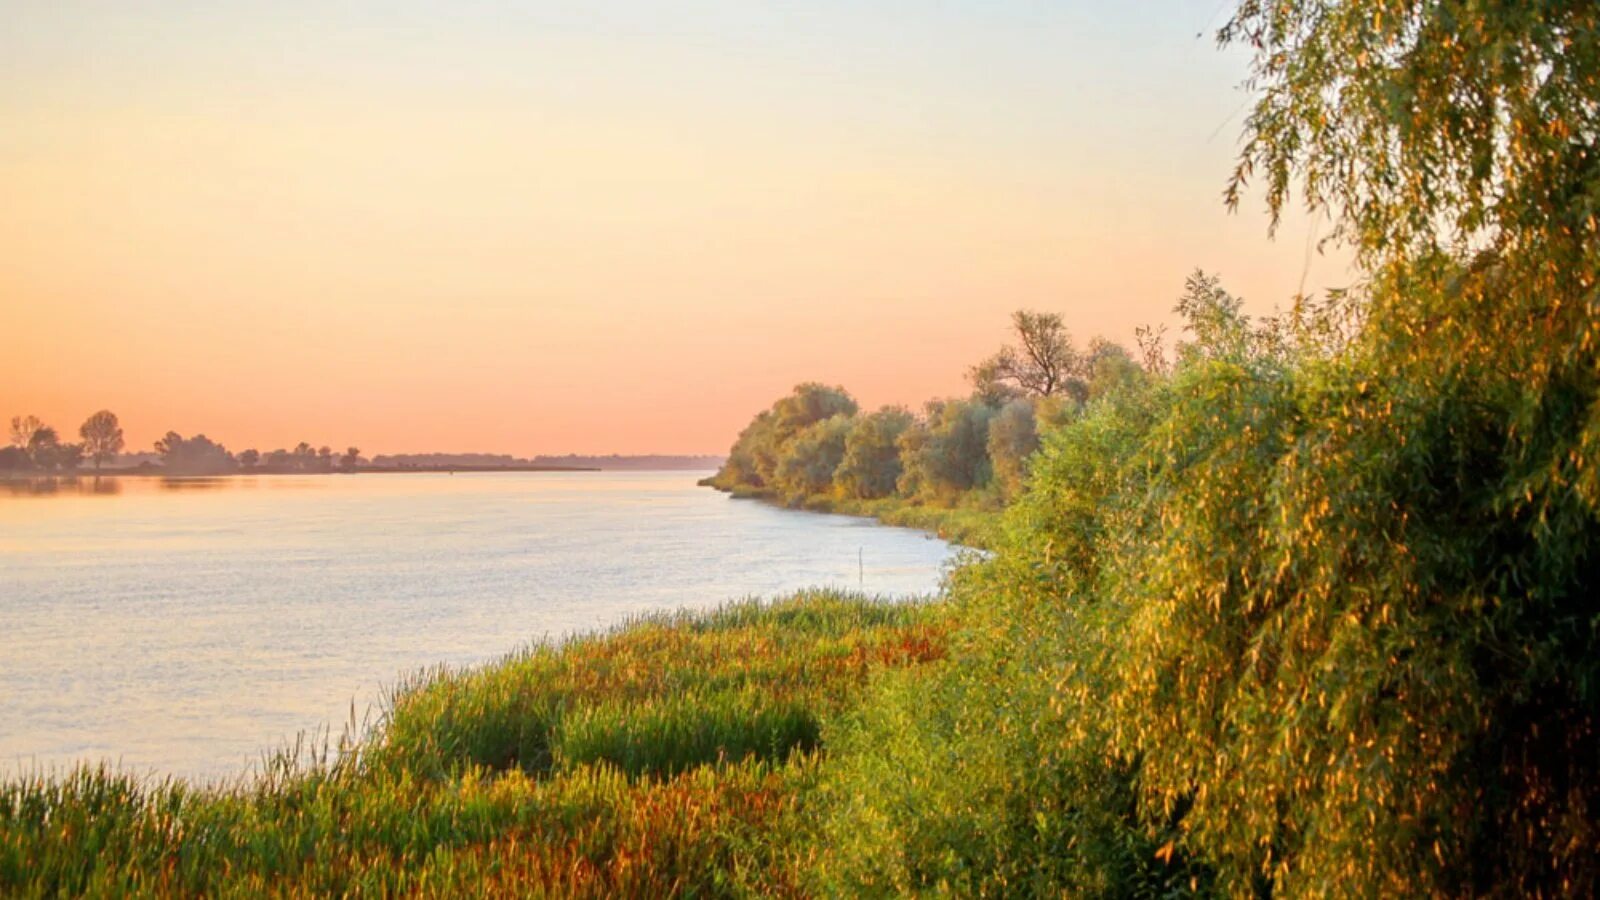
2, 2, 1346, 456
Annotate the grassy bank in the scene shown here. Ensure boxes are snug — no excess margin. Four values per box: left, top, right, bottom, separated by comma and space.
701, 480, 998, 549
0, 592, 948, 898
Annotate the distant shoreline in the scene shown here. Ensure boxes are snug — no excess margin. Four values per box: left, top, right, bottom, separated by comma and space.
1, 465, 609, 478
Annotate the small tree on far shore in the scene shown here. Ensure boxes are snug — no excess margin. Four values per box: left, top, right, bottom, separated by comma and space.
78, 410, 125, 471
9, 415, 45, 450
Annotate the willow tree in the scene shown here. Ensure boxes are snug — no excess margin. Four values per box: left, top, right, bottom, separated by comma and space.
1097, 2, 1600, 894
836, 406, 915, 500
709, 384, 858, 492
814, 4, 1598, 896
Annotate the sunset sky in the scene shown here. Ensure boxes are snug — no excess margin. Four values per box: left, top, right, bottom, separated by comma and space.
2, 1, 1345, 456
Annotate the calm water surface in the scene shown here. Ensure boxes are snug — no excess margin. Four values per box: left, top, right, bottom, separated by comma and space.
0, 472, 957, 782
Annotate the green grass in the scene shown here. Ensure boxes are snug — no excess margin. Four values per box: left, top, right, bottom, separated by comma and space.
0, 591, 948, 898
813, 496, 999, 549
700, 478, 999, 549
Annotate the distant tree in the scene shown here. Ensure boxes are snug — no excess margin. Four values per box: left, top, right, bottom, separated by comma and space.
986, 400, 1039, 500
836, 406, 915, 500
238, 449, 261, 469
153, 431, 180, 458
711, 384, 858, 491
10, 415, 45, 449
20, 426, 83, 472
969, 311, 1085, 401
52, 442, 85, 472
292, 442, 316, 471
898, 398, 997, 500
0, 445, 31, 471
774, 415, 853, 502
77, 410, 124, 471
265, 449, 292, 469
339, 447, 361, 472
772, 383, 859, 437
155, 432, 237, 475
26, 426, 61, 469
317, 446, 334, 472
717, 412, 775, 488
1083, 338, 1145, 401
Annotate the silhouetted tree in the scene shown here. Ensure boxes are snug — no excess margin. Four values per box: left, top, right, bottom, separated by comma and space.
0, 446, 31, 471
78, 410, 124, 471
52, 442, 85, 471
26, 426, 61, 468
155, 432, 237, 475
9, 415, 45, 450
339, 447, 361, 472
238, 449, 260, 469
970, 311, 1085, 401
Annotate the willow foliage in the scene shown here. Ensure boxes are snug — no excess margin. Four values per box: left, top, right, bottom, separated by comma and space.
818, 2, 1599, 895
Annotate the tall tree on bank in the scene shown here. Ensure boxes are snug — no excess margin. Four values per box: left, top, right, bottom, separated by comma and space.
969, 311, 1084, 402
78, 410, 124, 471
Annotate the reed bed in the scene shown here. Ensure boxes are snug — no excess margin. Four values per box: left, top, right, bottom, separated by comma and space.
0, 590, 947, 898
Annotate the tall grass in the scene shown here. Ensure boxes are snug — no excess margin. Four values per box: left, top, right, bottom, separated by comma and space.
0, 591, 947, 897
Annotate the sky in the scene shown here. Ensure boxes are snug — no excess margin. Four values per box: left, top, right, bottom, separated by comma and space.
1, 1, 1346, 456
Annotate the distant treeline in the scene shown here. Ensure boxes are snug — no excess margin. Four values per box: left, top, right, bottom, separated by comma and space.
3, 411, 126, 472
3, 423, 368, 475
707, 310, 1151, 510
532, 454, 725, 471
2, 414, 362, 476
368, 453, 723, 470
3, 413, 722, 477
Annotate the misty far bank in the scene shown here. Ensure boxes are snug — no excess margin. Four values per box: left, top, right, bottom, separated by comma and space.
1, 416, 723, 478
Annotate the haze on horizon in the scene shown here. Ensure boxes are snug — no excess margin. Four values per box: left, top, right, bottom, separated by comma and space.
2, 1, 1344, 457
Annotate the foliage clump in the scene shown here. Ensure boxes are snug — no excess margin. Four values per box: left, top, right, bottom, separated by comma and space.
813, 1, 1600, 895
705, 322, 1144, 545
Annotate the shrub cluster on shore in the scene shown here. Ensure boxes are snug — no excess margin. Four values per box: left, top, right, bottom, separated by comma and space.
703, 312, 1148, 548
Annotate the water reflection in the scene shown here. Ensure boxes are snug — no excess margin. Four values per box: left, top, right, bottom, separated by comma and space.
0, 474, 328, 499
159, 476, 233, 491
1, 476, 123, 497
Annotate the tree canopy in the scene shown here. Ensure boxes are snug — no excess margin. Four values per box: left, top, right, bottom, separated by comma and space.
970, 310, 1085, 402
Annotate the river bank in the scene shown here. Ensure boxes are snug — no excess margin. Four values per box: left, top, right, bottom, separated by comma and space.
701, 479, 998, 549
0, 591, 950, 896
